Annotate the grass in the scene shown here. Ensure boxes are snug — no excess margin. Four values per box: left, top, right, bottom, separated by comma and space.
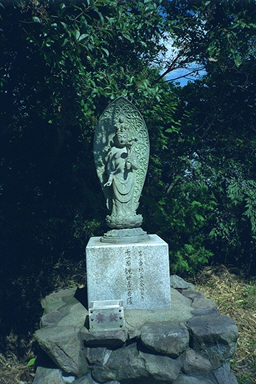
0, 263, 255, 384
194, 265, 256, 384
0, 352, 34, 384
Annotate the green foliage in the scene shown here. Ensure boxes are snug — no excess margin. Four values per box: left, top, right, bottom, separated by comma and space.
161, 0, 256, 77
26, 357, 36, 367
0, 0, 173, 336
140, 84, 216, 275
158, 0, 256, 274
0, 0, 165, 273
174, 39, 256, 272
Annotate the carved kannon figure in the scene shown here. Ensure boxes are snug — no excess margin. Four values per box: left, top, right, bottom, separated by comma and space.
104, 118, 139, 226
94, 97, 149, 242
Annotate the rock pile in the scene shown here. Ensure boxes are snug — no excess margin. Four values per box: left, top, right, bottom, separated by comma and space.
33, 276, 238, 384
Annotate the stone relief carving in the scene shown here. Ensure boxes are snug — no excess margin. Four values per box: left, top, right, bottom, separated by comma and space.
94, 97, 149, 241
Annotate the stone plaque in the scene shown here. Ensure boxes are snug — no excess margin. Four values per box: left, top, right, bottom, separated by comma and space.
89, 300, 125, 331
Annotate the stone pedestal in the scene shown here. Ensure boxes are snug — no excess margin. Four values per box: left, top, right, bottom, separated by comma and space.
33, 280, 239, 384
86, 234, 171, 309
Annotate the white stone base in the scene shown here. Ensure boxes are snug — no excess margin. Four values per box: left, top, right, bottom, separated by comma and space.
86, 234, 171, 310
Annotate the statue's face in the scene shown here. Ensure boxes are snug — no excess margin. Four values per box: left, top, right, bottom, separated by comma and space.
116, 131, 129, 146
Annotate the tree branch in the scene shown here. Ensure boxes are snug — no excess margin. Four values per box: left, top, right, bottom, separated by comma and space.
166, 67, 205, 82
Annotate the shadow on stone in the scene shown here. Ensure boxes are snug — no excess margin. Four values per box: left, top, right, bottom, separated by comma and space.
75, 286, 88, 310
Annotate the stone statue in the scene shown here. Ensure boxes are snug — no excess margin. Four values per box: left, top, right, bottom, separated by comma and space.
94, 97, 149, 243
104, 116, 140, 228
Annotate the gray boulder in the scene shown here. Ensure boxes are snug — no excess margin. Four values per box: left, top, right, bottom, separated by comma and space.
187, 314, 238, 369
35, 326, 88, 377
191, 296, 216, 310
182, 289, 217, 311
91, 343, 144, 383
41, 311, 66, 328
92, 342, 182, 383
124, 289, 193, 339
73, 374, 120, 384
170, 275, 195, 290
140, 321, 189, 357
181, 289, 204, 301
56, 302, 87, 328
40, 288, 87, 329
210, 362, 238, 384
72, 373, 99, 384
191, 307, 219, 317
173, 374, 214, 384
41, 288, 78, 314
183, 349, 212, 375
181, 289, 216, 310
33, 367, 65, 384
141, 352, 182, 382
80, 328, 127, 348
85, 347, 109, 365
41, 301, 87, 329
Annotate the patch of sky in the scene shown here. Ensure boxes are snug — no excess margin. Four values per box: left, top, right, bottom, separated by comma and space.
155, 25, 208, 87
164, 64, 207, 86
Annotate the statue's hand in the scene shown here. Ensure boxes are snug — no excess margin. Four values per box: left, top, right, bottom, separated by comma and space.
104, 180, 111, 187
104, 176, 113, 187
126, 154, 138, 170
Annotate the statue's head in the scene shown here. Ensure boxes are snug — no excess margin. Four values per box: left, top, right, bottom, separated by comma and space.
115, 117, 129, 146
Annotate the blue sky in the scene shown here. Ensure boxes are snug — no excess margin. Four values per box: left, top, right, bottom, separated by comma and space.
164, 65, 207, 86
158, 35, 207, 86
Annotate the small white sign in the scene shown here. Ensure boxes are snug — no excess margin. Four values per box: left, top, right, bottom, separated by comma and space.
89, 300, 125, 331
